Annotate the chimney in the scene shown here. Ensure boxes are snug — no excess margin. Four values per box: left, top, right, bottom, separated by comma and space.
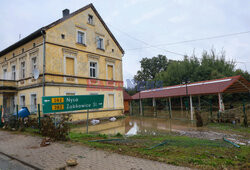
62, 9, 70, 18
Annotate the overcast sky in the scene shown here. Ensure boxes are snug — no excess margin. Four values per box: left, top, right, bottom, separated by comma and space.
0, 0, 249, 85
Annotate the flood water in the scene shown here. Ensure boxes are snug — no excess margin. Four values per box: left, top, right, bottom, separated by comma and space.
71, 116, 198, 136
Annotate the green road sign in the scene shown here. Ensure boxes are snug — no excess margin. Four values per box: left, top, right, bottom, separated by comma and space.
42, 95, 104, 114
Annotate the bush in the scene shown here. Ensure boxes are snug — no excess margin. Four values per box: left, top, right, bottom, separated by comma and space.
39, 114, 72, 141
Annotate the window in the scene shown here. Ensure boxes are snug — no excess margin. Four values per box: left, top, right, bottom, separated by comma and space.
108, 94, 114, 109
61, 34, 65, 39
22, 48, 24, 53
66, 92, 75, 96
20, 95, 25, 107
21, 61, 25, 79
13, 53, 15, 57
30, 94, 37, 113
3, 69, 7, 79
66, 57, 75, 75
97, 37, 104, 50
77, 31, 85, 45
31, 57, 37, 72
88, 14, 94, 25
11, 65, 16, 80
90, 62, 97, 78
33, 43, 36, 47
107, 65, 114, 80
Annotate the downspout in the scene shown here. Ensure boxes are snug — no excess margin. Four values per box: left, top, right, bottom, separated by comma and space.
41, 29, 46, 96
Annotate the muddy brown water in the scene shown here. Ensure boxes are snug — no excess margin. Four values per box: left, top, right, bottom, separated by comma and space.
71, 116, 197, 136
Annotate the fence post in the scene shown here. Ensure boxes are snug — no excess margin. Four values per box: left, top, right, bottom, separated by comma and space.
0, 105, 2, 127
243, 101, 248, 127
86, 109, 89, 134
38, 104, 41, 131
16, 104, 18, 119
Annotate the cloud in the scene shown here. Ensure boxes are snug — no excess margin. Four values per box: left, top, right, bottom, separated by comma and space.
131, 7, 165, 25
168, 15, 187, 23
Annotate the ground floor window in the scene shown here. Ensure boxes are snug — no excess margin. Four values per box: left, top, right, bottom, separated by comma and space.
20, 95, 25, 107
30, 94, 37, 113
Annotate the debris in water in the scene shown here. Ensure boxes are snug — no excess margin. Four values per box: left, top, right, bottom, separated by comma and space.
110, 117, 116, 122
91, 119, 100, 125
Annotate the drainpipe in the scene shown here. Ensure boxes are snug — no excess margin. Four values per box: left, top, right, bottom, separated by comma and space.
41, 29, 46, 96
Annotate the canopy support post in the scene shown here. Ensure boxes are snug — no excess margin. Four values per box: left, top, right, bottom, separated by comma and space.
190, 95, 194, 121
153, 98, 156, 117
218, 93, 225, 112
169, 97, 172, 119
139, 99, 143, 116
198, 95, 201, 111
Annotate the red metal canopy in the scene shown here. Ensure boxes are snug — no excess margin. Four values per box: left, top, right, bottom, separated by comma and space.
132, 75, 250, 99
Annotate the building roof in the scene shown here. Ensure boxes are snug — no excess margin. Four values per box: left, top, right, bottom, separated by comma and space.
0, 3, 124, 57
123, 90, 132, 100
132, 75, 250, 99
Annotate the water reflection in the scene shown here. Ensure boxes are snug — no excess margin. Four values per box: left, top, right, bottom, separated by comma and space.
71, 116, 197, 136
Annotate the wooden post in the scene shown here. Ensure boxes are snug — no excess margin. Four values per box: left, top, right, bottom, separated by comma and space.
198, 95, 201, 111
129, 101, 132, 115
153, 98, 156, 117
180, 97, 183, 114
169, 97, 172, 119
190, 95, 194, 121
139, 99, 143, 116
218, 93, 225, 112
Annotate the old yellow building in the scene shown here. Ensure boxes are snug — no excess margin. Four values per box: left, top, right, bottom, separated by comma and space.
0, 3, 124, 120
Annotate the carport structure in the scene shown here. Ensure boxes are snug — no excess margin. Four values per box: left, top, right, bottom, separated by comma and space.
132, 75, 250, 120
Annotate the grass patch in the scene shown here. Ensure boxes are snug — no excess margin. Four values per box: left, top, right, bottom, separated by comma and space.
207, 123, 250, 134
69, 132, 250, 169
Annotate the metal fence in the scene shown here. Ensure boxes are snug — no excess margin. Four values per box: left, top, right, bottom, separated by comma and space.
130, 98, 250, 126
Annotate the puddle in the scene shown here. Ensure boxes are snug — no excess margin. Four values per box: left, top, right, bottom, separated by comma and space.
71, 116, 197, 136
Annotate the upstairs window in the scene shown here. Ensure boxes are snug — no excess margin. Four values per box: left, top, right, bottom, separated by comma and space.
3, 69, 7, 79
31, 57, 37, 72
97, 37, 104, 50
77, 31, 85, 45
11, 65, 16, 80
107, 65, 114, 80
90, 62, 97, 78
66, 57, 75, 75
88, 14, 94, 25
21, 61, 25, 79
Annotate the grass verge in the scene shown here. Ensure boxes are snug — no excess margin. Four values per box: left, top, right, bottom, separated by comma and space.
69, 132, 250, 169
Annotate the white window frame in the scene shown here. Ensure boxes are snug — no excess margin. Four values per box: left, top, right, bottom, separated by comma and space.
11, 65, 16, 80
19, 94, 25, 107
31, 56, 37, 73
89, 61, 98, 78
20, 61, 26, 79
76, 30, 86, 45
3, 68, 7, 80
97, 36, 104, 50
30, 93, 37, 113
106, 63, 115, 80
107, 93, 115, 109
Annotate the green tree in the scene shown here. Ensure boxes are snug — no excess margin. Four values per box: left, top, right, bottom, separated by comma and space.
134, 55, 170, 82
